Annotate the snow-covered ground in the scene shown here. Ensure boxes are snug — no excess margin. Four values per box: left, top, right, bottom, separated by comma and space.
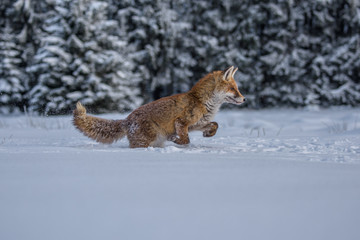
1, 108, 360, 240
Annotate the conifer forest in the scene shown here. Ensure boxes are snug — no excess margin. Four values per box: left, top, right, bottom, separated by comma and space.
1, 0, 359, 114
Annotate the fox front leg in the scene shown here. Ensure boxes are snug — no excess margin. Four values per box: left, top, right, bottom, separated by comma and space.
203, 122, 218, 137
170, 118, 190, 145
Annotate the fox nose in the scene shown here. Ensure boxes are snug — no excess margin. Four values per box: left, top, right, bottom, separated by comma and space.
243, 98, 246, 102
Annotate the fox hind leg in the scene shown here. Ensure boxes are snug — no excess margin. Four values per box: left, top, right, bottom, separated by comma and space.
128, 133, 156, 148
127, 122, 158, 148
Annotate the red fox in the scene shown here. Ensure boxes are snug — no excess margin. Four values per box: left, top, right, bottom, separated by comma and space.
73, 66, 245, 148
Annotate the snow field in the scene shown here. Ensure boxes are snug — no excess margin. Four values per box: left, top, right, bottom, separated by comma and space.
0, 108, 360, 240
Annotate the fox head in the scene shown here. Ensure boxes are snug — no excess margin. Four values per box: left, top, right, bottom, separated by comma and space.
215, 66, 246, 105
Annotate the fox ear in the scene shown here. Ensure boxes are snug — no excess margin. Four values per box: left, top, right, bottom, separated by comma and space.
231, 67, 238, 78
223, 66, 234, 81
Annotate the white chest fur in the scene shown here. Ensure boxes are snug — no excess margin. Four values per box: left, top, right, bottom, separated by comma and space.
197, 92, 225, 126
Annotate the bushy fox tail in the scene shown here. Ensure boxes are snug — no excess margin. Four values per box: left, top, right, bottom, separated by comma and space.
73, 102, 127, 144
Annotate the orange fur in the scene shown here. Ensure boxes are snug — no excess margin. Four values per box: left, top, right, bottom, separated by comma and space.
73, 66, 245, 148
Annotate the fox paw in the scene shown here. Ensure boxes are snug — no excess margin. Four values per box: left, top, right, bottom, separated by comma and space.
168, 135, 190, 145
203, 122, 218, 137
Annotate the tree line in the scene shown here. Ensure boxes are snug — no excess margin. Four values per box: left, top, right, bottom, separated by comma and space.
1, 0, 359, 114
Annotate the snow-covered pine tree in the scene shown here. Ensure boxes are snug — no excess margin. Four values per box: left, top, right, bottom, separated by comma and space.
0, 25, 27, 114
27, 0, 141, 114
67, 0, 142, 113
115, 0, 196, 101
312, 0, 360, 106
257, 0, 311, 108
0, 0, 33, 113
26, 0, 73, 114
